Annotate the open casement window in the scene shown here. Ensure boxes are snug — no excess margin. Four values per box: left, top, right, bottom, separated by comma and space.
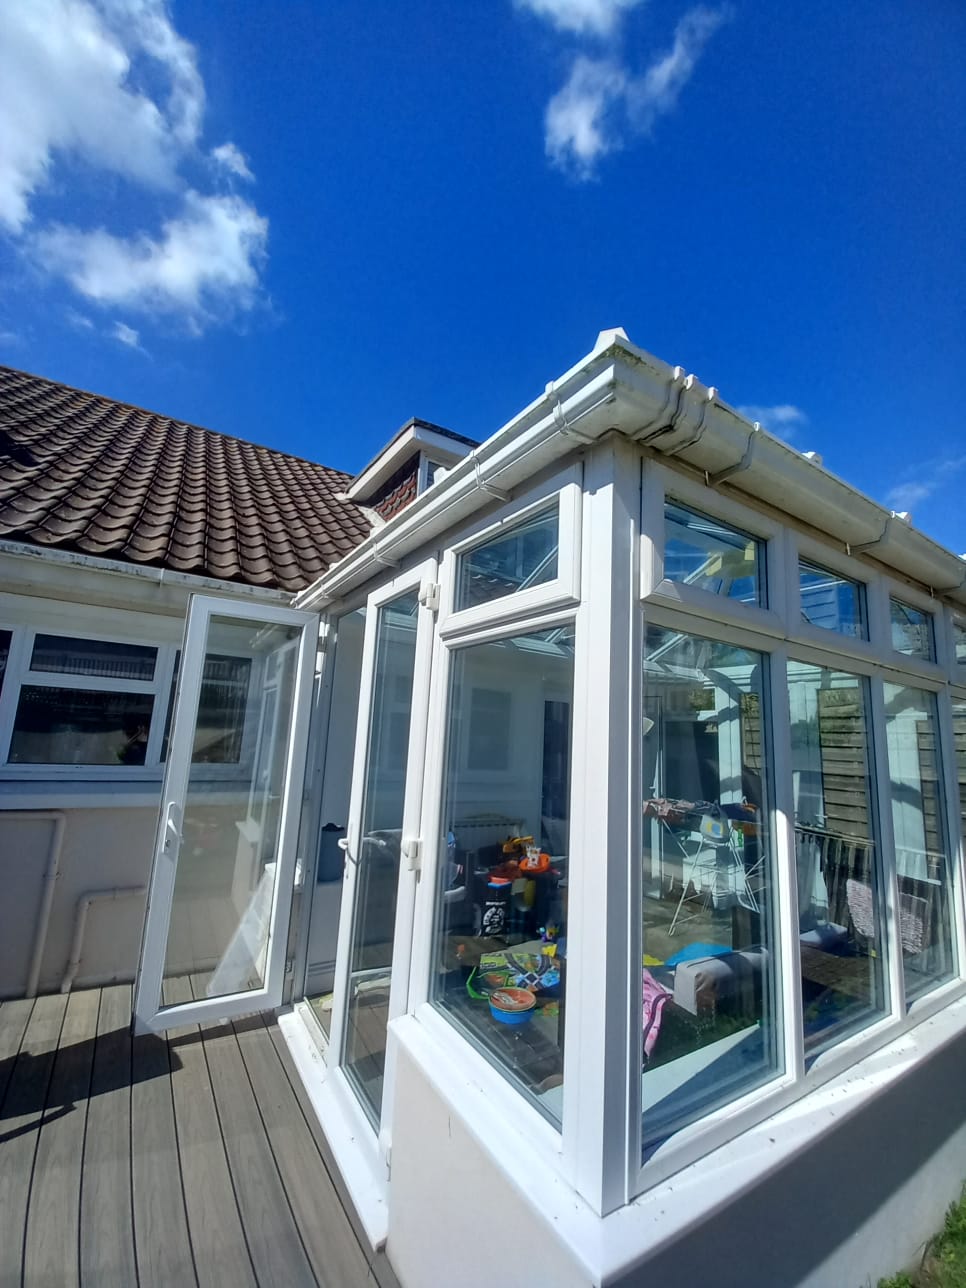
134, 596, 318, 1034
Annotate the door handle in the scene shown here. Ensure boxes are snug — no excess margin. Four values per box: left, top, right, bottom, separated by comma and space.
162, 802, 182, 856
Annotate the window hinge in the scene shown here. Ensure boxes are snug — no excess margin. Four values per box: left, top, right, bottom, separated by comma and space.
285, 956, 295, 977
402, 836, 422, 872
418, 580, 440, 613
385, 1146, 392, 1178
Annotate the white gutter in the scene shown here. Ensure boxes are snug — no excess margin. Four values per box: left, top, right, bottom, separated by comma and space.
0, 538, 293, 603
298, 329, 966, 611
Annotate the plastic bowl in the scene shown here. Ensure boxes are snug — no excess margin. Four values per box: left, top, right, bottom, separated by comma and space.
488, 987, 536, 1026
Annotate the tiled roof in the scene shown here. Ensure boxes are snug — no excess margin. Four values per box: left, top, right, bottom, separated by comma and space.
0, 366, 372, 592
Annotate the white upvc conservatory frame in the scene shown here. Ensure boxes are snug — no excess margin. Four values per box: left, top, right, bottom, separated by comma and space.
630, 453, 966, 1196
278, 333, 966, 1279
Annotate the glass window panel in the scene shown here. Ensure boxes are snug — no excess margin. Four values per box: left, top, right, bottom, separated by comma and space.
162, 616, 302, 1003
799, 560, 867, 638
456, 505, 558, 611
641, 628, 780, 1157
431, 626, 574, 1127
884, 684, 955, 1001
303, 609, 367, 1038
663, 501, 764, 605
890, 599, 935, 661
954, 621, 966, 665
161, 651, 253, 763
0, 629, 11, 698
954, 701, 966, 868
343, 591, 420, 1123
31, 634, 156, 680
10, 686, 153, 764
787, 661, 887, 1056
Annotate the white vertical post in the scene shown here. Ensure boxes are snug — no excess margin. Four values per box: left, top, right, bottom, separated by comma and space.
868, 679, 906, 1020
768, 646, 805, 1081
563, 436, 640, 1216
936, 688, 965, 980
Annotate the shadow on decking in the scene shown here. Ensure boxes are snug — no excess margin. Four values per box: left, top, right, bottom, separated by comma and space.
0, 986, 398, 1287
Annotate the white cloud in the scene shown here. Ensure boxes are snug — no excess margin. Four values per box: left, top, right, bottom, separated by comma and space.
111, 320, 140, 347
0, 0, 198, 232
736, 403, 808, 439
516, 0, 643, 37
546, 59, 628, 177
35, 192, 268, 324
627, 5, 730, 132
543, 5, 731, 178
0, 0, 268, 333
884, 456, 966, 515
211, 142, 254, 182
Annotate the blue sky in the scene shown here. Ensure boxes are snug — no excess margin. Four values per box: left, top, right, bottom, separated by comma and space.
1, 0, 964, 552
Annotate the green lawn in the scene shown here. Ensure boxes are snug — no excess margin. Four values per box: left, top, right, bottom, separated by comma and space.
880, 1188, 966, 1287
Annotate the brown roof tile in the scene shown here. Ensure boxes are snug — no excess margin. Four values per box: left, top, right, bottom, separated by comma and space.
0, 365, 372, 591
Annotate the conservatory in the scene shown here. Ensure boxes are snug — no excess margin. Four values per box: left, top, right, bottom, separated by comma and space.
133, 331, 966, 1288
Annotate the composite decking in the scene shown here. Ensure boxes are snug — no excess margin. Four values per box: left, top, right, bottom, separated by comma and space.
0, 984, 398, 1288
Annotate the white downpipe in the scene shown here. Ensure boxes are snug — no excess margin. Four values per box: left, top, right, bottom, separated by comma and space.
20, 810, 67, 999
60, 885, 146, 994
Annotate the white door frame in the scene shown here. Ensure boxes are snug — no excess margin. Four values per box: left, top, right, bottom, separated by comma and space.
134, 594, 319, 1035
326, 558, 438, 1148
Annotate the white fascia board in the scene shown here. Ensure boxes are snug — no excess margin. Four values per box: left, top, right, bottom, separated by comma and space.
0, 538, 291, 600
345, 424, 475, 502
299, 332, 966, 612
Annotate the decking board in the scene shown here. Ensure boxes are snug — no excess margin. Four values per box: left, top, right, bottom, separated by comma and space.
0, 992, 68, 1288
131, 1010, 197, 1288
23, 987, 101, 1287
202, 1019, 317, 1287
234, 1014, 375, 1288
80, 984, 138, 1288
3, 985, 393, 1288
166, 976, 257, 1288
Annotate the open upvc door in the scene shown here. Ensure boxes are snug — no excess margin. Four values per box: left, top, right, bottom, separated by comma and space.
134, 595, 318, 1034
326, 560, 437, 1138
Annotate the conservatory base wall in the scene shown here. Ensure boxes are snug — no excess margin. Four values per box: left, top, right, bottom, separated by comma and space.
385, 1015, 966, 1288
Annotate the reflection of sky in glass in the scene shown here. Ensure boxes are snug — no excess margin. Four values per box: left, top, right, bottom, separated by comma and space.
799, 561, 866, 638
663, 502, 762, 605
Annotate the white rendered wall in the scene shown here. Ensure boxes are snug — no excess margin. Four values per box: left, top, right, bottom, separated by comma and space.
385, 1018, 966, 1288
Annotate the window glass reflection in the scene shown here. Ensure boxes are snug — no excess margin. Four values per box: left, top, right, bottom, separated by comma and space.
641, 627, 780, 1157
456, 506, 559, 611
884, 684, 955, 1000
788, 661, 887, 1055
890, 599, 934, 661
432, 626, 574, 1127
799, 560, 867, 638
663, 501, 764, 605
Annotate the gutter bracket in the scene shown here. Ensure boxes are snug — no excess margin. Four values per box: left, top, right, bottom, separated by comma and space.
545, 382, 598, 444
473, 458, 510, 502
